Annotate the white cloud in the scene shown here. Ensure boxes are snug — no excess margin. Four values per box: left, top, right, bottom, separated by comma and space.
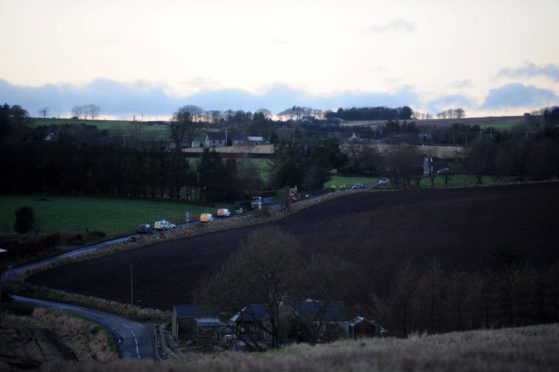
369, 18, 415, 33
498, 62, 559, 82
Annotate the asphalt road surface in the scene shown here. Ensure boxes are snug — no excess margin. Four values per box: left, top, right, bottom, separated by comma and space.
2, 236, 133, 282
11, 295, 155, 360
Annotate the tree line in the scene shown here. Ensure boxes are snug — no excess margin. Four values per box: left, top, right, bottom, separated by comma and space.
325, 106, 413, 121
373, 258, 559, 337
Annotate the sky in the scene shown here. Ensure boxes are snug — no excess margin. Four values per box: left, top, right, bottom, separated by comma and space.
0, 0, 558, 119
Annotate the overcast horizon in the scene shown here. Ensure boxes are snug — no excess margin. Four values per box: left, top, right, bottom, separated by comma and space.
1, 0, 558, 119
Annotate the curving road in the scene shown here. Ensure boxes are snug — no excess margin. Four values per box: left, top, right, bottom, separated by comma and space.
11, 295, 155, 360
2, 236, 134, 282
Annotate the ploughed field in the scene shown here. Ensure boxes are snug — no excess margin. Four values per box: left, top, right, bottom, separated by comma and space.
29, 183, 559, 310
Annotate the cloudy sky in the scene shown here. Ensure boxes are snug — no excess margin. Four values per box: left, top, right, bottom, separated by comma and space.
1, 0, 558, 119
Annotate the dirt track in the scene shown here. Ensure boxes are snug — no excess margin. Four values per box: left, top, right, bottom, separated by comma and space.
29, 183, 559, 310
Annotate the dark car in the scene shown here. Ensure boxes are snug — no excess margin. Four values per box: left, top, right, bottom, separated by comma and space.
137, 224, 153, 234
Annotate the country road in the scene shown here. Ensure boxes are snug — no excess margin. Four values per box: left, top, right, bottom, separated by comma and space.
11, 295, 156, 360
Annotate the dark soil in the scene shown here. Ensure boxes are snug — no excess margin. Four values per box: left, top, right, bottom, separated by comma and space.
28, 183, 559, 311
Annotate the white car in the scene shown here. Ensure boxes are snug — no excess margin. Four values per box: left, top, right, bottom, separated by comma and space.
377, 178, 389, 185
154, 220, 176, 230
217, 208, 231, 217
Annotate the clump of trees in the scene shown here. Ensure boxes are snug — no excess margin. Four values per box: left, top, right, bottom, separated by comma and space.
198, 227, 364, 348
71, 104, 101, 120
326, 106, 413, 121
371, 257, 559, 337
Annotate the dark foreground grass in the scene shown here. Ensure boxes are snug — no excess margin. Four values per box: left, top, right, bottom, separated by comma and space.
0, 195, 209, 235
40, 323, 559, 371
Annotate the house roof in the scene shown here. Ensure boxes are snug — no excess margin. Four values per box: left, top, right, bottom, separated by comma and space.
195, 317, 223, 327
174, 305, 214, 319
231, 304, 269, 322
294, 300, 346, 322
207, 132, 226, 141
247, 136, 264, 141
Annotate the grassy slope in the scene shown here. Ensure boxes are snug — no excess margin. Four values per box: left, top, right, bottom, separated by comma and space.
51, 323, 559, 371
0, 195, 209, 235
32, 118, 167, 132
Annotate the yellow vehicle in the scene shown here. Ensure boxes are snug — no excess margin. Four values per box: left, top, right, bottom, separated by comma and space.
199, 213, 214, 223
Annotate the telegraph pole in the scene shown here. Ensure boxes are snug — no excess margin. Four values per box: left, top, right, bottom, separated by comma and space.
130, 263, 134, 305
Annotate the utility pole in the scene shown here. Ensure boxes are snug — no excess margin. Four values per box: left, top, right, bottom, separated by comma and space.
225, 128, 228, 147
130, 263, 134, 305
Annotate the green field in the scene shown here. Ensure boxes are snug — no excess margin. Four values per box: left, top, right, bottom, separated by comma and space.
0, 195, 209, 235
324, 174, 496, 189
324, 175, 379, 188
32, 118, 168, 132
478, 121, 522, 130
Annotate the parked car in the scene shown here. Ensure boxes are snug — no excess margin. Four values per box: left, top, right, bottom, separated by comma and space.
251, 196, 263, 209
351, 183, 364, 190
200, 213, 214, 223
436, 168, 449, 174
154, 220, 176, 231
377, 178, 389, 185
137, 224, 153, 234
217, 208, 231, 217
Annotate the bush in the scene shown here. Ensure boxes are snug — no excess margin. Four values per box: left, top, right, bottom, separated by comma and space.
14, 206, 36, 234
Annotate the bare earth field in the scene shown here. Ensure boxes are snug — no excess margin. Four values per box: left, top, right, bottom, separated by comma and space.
29, 183, 559, 311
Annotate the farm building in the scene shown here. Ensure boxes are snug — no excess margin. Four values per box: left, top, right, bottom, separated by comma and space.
230, 304, 272, 345
347, 317, 387, 338
172, 305, 223, 341
287, 299, 348, 342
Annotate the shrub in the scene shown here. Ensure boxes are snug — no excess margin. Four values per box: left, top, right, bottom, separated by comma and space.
14, 205, 36, 234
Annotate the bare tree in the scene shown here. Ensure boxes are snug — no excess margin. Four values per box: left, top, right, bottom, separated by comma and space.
180, 105, 204, 122
256, 108, 272, 118
87, 104, 101, 119
37, 107, 49, 119
383, 144, 421, 188
455, 108, 465, 119
199, 226, 303, 348
71, 105, 83, 119
169, 106, 202, 151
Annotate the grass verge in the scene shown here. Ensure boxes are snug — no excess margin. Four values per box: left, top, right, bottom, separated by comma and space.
8, 282, 171, 323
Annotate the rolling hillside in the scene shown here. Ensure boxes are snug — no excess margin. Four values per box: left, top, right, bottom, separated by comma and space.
29, 182, 559, 311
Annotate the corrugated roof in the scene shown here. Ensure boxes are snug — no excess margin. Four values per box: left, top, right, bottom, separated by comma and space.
231, 304, 269, 322
174, 305, 214, 318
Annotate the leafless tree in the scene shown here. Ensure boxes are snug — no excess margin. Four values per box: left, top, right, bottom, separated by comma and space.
199, 226, 303, 348
180, 105, 204, 122
383, 144, 421, 188
87, 104, 101, 119
71, 105, 83, 119
169, 106, 202, 151
37, 107, 49, 118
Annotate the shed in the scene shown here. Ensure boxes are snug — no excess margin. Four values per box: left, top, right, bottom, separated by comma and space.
348, 317, 387, 338
172, 305, 218, 340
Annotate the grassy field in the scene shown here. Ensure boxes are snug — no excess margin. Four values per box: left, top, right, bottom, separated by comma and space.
32, 118, 168, 132
324, 175, 379, 188
324, 174, 496, 189
0, 195, 209, 235
478, 121, 522, 130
